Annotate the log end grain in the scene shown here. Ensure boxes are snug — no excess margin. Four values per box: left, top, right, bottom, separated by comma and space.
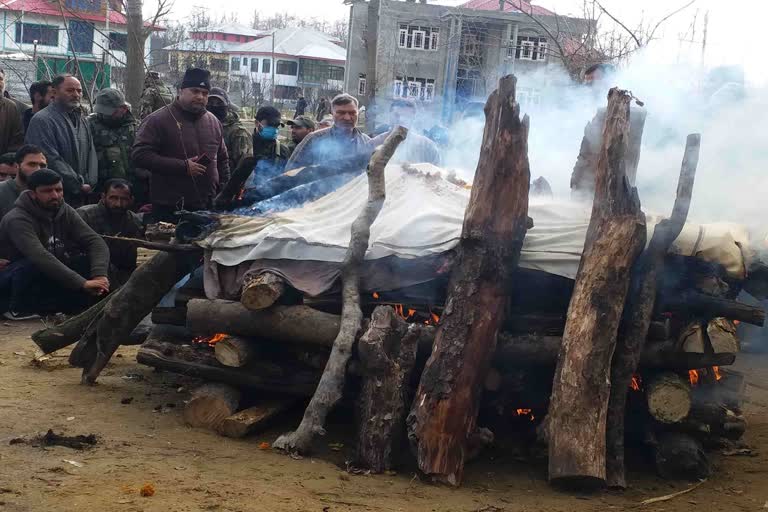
241, 272, 287, 311
183, 383, 242, 430
646, 373, 692, 424
217, 401, 293, 438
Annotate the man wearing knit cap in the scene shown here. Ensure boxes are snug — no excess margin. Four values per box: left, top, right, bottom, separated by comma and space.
132, 67, 229, 223
207, 87, 251, 173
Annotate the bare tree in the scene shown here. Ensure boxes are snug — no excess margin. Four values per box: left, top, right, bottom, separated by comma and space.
125, 0, 174, 109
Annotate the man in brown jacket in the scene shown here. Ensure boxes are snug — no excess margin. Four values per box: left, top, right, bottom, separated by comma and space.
132, 68, 229, 223
0, 69, 24, 155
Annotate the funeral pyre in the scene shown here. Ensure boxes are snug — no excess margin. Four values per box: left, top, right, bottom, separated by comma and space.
31, 78, 767, 491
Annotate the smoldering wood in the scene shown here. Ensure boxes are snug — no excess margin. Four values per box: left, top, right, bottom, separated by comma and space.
606, 132, 700, 488
548, 88, 646, 489
214, 335, 258, 367
661, 291, 766, 326
151, 306, 187, 326
683, 402, 747, 441
653, 431, 711, 481
240, 271, 287, 311
272, 126, 408, 455
218, 401, 295, 438
645, 373, 693, 424
183, 383, 242, 430
353, 306, 420, 473
679, 321, 706, 353
408, 75, 531, 486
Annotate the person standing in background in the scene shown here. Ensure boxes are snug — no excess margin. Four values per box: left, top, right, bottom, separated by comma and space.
207, 87, 252, 172
294, 94, 307, 118
139, 71, 175, 120
22, 80, 55, 132
0, 69, 24, 155
315, 96, 330, 121
87, 88, 136, 192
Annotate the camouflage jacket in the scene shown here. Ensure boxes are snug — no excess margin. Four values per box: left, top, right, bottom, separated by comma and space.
139, 82, 174, 120
87, 113, 136, 185
222, 110, 252, 172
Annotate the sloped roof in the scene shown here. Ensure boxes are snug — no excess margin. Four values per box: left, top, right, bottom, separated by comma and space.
0, 0, 130, 25
163, 39, 244, 54
190, 23, 270, 38
230, 27, 346, 62
461, 0, 554, 16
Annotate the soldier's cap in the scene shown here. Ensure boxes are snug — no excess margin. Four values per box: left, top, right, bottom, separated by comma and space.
286, 115, 316, 130
255, 106, 284, 126
94, 88, 129, 116
180, 67, 211, 91
208, 87, 230, 105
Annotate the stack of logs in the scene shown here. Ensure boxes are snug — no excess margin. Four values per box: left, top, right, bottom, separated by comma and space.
31, 75, 764, 490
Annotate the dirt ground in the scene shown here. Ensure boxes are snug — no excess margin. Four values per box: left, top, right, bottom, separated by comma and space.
2, 320, 768, 512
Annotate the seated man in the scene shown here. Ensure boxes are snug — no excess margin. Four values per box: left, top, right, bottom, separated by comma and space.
77, 179, 144, 286
0, 169, 110, 319
0, 145, 47, 220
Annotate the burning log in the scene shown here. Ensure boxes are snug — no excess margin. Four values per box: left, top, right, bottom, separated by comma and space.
214, 335, 258, 367
151, 306, 187, 326
682, 401, 746, 441
272, 126, 408, 455
183, 383, 242, 430
548, 88, 646, 489
662, 292, 765, 326
218, 401, 294, 438
353, 306, 421, 473
645, 372, 693, 424
240, 271, 288, 311
408, 75, 531, 486
679, 321, 706, 353
606, 133, 700, 488
653, 432, 711, 480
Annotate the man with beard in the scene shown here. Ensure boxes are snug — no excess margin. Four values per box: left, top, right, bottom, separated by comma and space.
132, 68, 229, 223
87, 89, 136, 192
207, 87, 251, 172
0, 69, 24, 155
0, 154, 16, 182
25, 74, 98, 207
77, 179, 143, 286
22, 80, 55, 132
0, 169, 109, 319
285, 115, 315, 158
0, 144, 47, 220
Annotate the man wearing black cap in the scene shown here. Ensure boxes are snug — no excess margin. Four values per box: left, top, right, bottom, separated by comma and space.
207, 87, 252, 172
132, 67, 229, 223
0, 169, 110, 319
285, 115, 316, 158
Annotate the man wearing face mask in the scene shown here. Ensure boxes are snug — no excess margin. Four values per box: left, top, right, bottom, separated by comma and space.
208, 87, 252, 172
371, 98, 440, 165
132, 68, 229, 223
88, 88, 136, 193
252, 106, 291, 176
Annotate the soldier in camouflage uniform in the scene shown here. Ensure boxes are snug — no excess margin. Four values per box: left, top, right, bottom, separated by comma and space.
139, 71, 174, 120
207, 88, 252, 173
87, 88, 137, 194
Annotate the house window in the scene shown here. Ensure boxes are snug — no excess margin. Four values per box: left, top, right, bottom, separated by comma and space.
243, 57, 248, 66
512, 36, 547, 62
68, 20, 94, 54
210, 58, 228, 72
424, 82, 435, 102
397, 24, 439, 51
393, 79, 403, 98
276, 60, 298, 76
517, 86, 542, 107
250, 58, 258, 72
108, 32, 127, 52
262, 59, 271, 74
329, 66, 344, 81
231, 57, 241, 71
15, 23, 59, 46
358, 77, 366, 95
394, 76, 435, 101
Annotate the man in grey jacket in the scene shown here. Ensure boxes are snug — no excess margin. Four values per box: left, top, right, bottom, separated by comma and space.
25, 74, 98, 207
0, 169, 109, 319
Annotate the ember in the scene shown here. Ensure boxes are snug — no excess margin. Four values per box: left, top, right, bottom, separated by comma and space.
713, 366, 723, 381
514, 408, 535, 422
193, 333, 228, 347
689, 369, 700, 386
630, 375, 641, 391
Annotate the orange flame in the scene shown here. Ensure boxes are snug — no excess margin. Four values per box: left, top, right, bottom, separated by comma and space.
630, 375, 641, 391
514, 408, 535, 422
713, 366, 723, 381
689, 369, 700, 386
193, 333, 228, 347
372, 292, 380, 299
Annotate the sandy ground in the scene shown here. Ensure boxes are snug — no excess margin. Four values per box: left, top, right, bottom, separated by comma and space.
2, 319, 768, 512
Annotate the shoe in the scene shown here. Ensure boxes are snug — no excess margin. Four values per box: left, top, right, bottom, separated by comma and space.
3, 311, 41, 321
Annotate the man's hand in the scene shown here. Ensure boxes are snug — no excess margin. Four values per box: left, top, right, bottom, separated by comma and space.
0, 259, 9, 270
186, 158, 207, 177
83, 277, 110, 296
81, 184, 92, 194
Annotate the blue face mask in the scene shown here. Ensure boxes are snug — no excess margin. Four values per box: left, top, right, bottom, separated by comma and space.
260, 126, 278, 140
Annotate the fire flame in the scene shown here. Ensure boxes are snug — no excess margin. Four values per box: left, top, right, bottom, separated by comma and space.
689, 369, 700, 385
372, 292, 380, 299
514, 408, 535, 422
630, 375, 641, 391
193, 333, 228, 347
688, 367, 724, 386
713, 366, 723, 381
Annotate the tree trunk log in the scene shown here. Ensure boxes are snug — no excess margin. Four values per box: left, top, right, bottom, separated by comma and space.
706, 318, 739, 353
353, 306, 420, 473
31, 297, 110, 354
218, 401, 294, 438
408, 75, 531, 486
272, 126, 408, 455
241, 271, 287, 311
653, 432, 711, 480
183, 383, 242, 430
606, 133, 699, 488
548, 88, 646, 489
661, 292, 765, 326
214, 335, 258, 367
151, 306, 187, 326
646, 372, 692, 424
73, 251, 201, 384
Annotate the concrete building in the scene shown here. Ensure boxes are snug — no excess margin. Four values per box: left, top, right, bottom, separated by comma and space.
344, 0, 590, 119
0, 0, 154, 93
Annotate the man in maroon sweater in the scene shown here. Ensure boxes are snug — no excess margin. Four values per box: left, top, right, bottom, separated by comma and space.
132, 68, 229, 223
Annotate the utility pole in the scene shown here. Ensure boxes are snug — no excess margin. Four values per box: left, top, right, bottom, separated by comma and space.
271, 29, 276, 103
701, 10, 709, 66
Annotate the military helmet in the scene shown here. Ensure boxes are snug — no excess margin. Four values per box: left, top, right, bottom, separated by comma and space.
94, 88, 129, 116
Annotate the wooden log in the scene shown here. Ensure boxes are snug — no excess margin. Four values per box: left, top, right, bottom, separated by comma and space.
187, 300, 341, 347
408, 75, 531, 486
31, 295, 111, 354
272, 126, 408, 455
653, 432, 711, 481
646, 373, 692, 424
606, 133, 699, 488
73, 250, 201, 384
151, 306, 187, 326
706, 318, 739, 353
661, 292, 765, 326
353, 306, 420, 473
548, 88, 646, 489
679, 321, 706, 353
100, 234, 199, 252
183, 383, 242, 430
213, 156, 256, 209
218, 401, 294, 438
240, 271, 287, 311
214, 335, 257, 367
